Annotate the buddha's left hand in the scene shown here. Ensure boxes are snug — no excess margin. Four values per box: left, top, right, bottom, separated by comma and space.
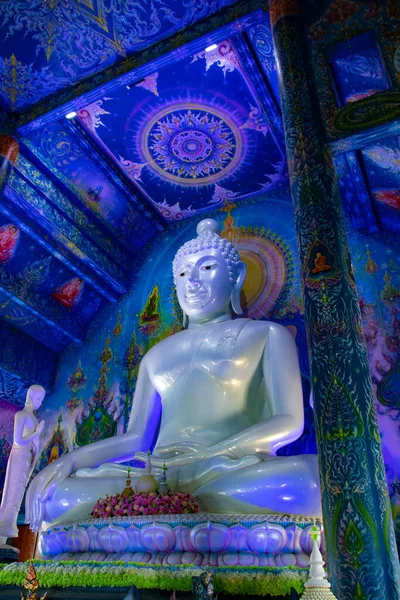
135, 442, 233, 468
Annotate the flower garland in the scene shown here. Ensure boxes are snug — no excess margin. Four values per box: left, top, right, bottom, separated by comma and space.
91, 492, 199, 518
0, 561, 308, 597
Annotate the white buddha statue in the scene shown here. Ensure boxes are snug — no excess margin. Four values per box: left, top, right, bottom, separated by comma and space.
0, 385, 45, 545
26, 219, 321, 531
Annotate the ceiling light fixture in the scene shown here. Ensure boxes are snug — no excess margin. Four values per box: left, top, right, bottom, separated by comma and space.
205, 44, 217, 52
127, 79, 145, 90
66, 111, 77, 119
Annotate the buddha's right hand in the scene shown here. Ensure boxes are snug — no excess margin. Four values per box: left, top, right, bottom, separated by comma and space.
26, 455, 73, 531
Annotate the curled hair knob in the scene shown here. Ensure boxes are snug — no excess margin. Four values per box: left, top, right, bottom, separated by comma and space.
196, 218, 220, 236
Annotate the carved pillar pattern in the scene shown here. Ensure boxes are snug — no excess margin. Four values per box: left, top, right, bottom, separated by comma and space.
269, 2, 400, 599
0, 134, 18, 196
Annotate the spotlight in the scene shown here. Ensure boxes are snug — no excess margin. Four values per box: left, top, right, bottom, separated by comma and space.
66, 111, 77, 119
205, 44, 217, 52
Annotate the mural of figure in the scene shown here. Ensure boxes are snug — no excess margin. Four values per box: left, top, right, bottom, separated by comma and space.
0, 223, 19, 264
52, 277, 84, 309
0, 385, 45, 545
26, 219, 321, 530
311, 252, 332, 274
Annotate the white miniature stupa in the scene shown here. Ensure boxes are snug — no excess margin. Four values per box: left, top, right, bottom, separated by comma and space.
135, 451, 159, 493
300, 524, 338, 600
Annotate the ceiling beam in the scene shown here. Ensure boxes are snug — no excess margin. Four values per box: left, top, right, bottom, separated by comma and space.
0, 287, 81, 351
329, 119, 400, 155
66, 119, 166, 230
0, 265, 86, 346
12, 2, 267, 135
2, 184, 128, 301
16, 149, 132, 269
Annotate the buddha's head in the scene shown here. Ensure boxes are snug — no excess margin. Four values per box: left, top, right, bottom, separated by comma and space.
25, 384, 46, 411
173, 219, 246, 327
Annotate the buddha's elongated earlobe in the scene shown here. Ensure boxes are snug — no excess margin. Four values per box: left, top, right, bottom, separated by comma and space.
182, 312, 189, 329
230, 261, 247, 315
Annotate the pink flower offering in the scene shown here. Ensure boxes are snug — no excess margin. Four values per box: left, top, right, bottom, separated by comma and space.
91, 491, 200, 518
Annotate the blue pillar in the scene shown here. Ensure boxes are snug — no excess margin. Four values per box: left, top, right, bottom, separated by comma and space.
269, 1, 400, 598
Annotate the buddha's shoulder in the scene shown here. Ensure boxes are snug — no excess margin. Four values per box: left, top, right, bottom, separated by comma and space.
15, 408, 31, 419
237, 319, 294, 349
239, 318, 290, 336
142, 328, 187, 360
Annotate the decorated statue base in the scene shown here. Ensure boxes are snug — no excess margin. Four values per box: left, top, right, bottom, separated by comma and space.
39, 513, 324, 568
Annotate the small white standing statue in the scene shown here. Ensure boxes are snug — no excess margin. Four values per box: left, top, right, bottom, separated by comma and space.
0, 385, 45, 545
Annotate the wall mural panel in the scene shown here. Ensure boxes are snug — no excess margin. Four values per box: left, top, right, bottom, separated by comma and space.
305, 0, 400, 139
347, 226, 400, 545
77, 33, 288, 220
0, 369, 29, 408
0, 0, 237, 112
333, 151, 379, 233
360, 133, 400, 234
14, 153, 129, 272
38, 195, 400, 539
328, 30, 391, 105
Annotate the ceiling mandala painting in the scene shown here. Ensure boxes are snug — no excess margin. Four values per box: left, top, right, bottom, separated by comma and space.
77, 36, 287, 220
142, 103, 242, 185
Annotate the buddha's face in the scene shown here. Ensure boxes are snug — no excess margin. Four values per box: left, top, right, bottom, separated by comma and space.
175, 248, 233, 323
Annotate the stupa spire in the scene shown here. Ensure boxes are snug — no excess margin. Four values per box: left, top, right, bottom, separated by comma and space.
300, 525, 338, 599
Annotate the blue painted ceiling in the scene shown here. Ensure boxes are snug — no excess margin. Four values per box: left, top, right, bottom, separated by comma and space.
0, 0, 399, 402
23, 28, 286, 223
0, 0, 237, 113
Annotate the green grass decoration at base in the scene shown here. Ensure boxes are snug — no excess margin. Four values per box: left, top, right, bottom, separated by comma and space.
0, 560, 308, 597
